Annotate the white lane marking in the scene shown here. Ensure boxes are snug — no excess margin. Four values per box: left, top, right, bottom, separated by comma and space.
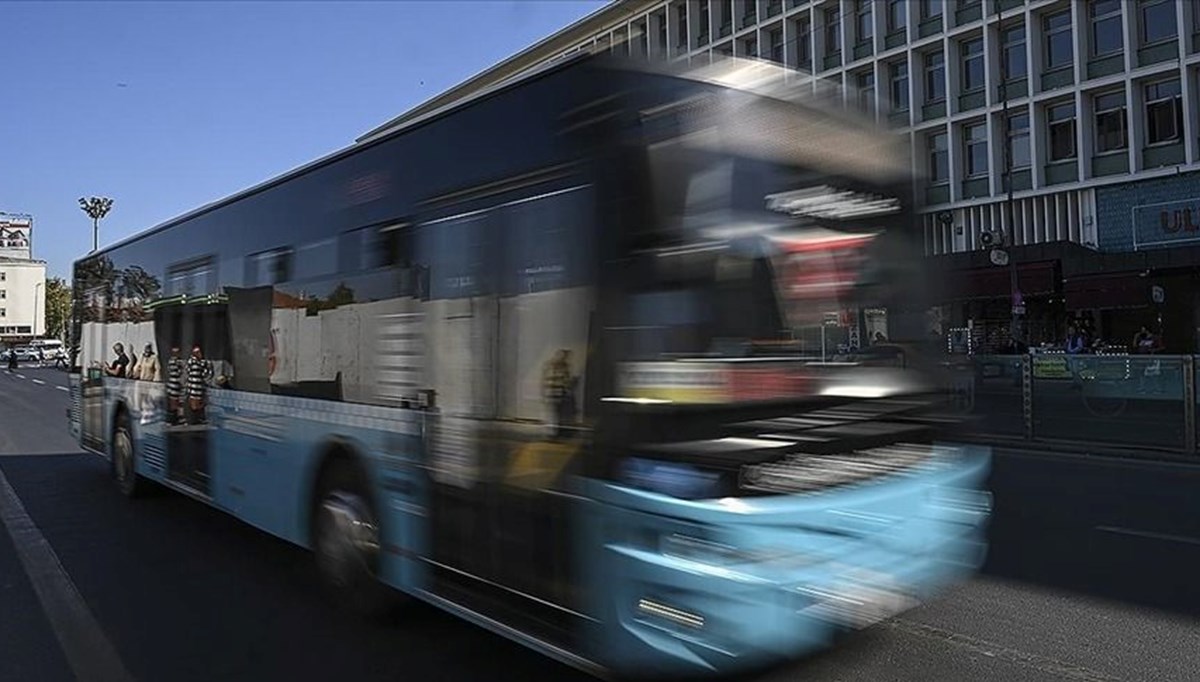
16, 374, 26, 379
1095, 525, 1200, 547
56, 386, 70, 392
888, 618, 1120, 681
0, 468, 134, 682
32, 379, 45, 385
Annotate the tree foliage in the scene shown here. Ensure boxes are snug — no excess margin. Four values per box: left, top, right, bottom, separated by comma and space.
44, 277, 72, 341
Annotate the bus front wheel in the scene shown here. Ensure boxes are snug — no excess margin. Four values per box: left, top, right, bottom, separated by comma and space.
111, 415, 142, 498
311, 464, 396, 619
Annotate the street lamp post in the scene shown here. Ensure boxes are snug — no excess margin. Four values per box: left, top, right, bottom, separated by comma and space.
996, 2, 1022, 350
33, 281, 42, 340
78, 196, 114, 253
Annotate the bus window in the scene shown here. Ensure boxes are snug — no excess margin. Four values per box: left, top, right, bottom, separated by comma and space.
293, 238, 337, 281
246, 247, 293, 286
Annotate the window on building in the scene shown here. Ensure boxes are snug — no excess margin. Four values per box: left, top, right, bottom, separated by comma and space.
698, 1, 710, 44
921, 0, 943, 19
1145, 79, 1183, 144
656, 11, 668, 54
1044, 11, 1073, 69
929, 131, 950, 182
769, 28, 784, 64
793, 19, 812, 67
856, 0, 873, 43
1140, 0, 1177, 44
0, 272, 5, 281
1048, 103, 1077, 161
0, 309, 6, 318
959, 0, 982, 13
1089, 0, 1123, 56
1007, 112, 1031, 168
718, 1, 732, 33
888, 0, 907, 33
0, 290, 6, 299
890, 61, 909, 110
963, 122, 989, 177
676, 5, 687, 47
925, 51, 945, 102
961, 37, 984, 92
826, 8, 842, 54
1000, 24, 1027, 81
1093, 91, 1127, 152
857, 71, 876, 110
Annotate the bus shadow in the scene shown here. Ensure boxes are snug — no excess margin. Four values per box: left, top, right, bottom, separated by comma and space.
979, 449, 1200, 618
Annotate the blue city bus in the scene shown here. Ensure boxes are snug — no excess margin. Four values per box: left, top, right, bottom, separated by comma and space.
68, 55, 990, 678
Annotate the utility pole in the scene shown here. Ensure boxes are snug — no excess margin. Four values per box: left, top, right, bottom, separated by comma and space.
78, 196, 114, 253
997, 2, 1022, 350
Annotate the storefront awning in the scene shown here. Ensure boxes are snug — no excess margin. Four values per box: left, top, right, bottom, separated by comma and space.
1063, 273, 1149, 310
944, 262, 1057, 301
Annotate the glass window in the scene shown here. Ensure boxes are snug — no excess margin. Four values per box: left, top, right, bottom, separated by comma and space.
794, 20, 812, 66
0, 309, 5, 318
743, 37, 758, 57
963, 122, 988, 177
921, 0, 943, 19
1093, 91, 1127, 152
856, 0, 873, 42
826, 8, 842, 54
1044, 11, 1073, 69
1140, 0, 1177, 44
858, 71, 876, 110
961, 38, 984, 91
1089, 0, 1123, 56
888, 0, 907, 33
294, 238, 337, 280
925, 51, 945, 102
246, 248, 292, 287
1005, 113, 1031, 168
1048, 103, 1077, 161
698, 2, 710, 41
929, 131, 950, 182
890, 61, 910, 110
769, 28, 784, 63
1145, 79, 1183, 144
0, 290, 5, 299
415, 213, 490, 299
1001, 24, 1027, 80
676, 5, 687, 46
500, 188, 594, 295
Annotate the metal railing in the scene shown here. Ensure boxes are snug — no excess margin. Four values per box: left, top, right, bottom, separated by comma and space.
947, 354, 1199, 455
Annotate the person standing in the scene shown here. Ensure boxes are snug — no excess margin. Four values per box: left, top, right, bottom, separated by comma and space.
542, 349, 576, 439
136, 344, 160, 382
186, 345, 213, 424
103, 343, 130, 378
166, 346, 185, 425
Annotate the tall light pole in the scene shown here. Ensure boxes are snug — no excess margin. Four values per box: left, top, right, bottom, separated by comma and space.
995, 2, 1021, 350
78, 196, 114, 253
33, 281, 42, 340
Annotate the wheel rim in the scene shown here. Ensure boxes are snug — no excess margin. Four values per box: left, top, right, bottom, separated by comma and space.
315, 492, 380, 590
114, 430, 133, 485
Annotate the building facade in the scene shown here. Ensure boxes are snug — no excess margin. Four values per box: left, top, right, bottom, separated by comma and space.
363, 0, 1200, 350
0, 214, 47, 343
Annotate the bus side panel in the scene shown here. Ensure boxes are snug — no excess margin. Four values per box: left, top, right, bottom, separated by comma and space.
206, 390, 428, 595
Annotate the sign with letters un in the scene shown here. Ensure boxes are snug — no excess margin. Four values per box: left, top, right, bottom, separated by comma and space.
1132, 198, 1200, 250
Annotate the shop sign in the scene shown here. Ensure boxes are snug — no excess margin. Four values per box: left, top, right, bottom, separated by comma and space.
1032, 356, 1072, 380
1132, 198, 1200, 250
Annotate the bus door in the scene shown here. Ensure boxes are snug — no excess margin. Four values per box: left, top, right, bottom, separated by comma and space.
79, 286, 108, 451
158, 301, 228, 496
423, 187, 594, 649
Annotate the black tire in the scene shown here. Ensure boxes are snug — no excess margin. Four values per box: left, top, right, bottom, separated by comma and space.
111, 414, 142, 498
311, 461, 398, 619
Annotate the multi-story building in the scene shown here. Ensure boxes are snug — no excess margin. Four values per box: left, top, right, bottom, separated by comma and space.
362, 0, 1200, 350
0, 214, 47, 343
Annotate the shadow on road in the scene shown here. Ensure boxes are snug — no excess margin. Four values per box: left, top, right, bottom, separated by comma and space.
981, 449, 1200, 618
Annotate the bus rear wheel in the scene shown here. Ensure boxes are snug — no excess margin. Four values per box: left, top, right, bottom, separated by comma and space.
312, 464, 397, 619
112, 415, 142, 498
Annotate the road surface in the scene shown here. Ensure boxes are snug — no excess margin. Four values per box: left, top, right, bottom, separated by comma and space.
2, 366, 1198, 681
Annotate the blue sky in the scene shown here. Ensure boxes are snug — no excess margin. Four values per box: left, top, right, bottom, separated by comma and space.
0, 0, 608, 279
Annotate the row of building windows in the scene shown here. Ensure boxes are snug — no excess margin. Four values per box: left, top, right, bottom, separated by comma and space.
924, 77, 1185, 183
583, 1, 1195, 72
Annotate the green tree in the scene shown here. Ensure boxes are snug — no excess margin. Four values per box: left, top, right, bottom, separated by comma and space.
44, 277, 72, 341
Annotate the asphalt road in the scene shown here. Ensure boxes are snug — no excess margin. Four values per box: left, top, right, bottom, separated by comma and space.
2, 365, 1199, 682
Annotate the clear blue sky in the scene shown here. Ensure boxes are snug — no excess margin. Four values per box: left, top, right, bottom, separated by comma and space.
0, 0, 608, 279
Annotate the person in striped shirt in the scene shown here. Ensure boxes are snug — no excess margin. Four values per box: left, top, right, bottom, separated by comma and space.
186, 345, 214, 425
166, 346, 185, 425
